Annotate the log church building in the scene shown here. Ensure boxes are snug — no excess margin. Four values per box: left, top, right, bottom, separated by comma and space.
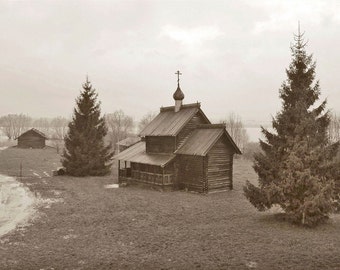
116, 71, 241, 193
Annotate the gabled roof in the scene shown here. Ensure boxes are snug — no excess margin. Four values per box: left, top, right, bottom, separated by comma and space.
114, 141, 175, 167
17, 128, 47, 139
175, 124, 242, 156
139, 103, 210, 137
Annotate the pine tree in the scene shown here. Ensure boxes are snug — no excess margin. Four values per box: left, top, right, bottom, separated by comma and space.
243, 29, 339, 226
62, 77, 113, 176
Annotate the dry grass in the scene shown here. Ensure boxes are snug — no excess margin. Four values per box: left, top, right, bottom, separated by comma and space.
0, 146, 61, 178
0, 148, 339, 269
0, 140, 16, 149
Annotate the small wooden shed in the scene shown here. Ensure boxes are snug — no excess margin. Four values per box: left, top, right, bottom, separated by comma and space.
17, 128, 47, 149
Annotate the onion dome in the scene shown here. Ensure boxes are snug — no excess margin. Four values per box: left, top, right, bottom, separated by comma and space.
173, 85, 185, 100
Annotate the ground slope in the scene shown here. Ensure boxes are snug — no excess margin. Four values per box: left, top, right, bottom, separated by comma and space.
0, 148, 339, 269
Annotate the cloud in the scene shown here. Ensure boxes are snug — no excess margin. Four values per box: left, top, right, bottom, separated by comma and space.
251, 0, 340, 34
160, 24, 223, 50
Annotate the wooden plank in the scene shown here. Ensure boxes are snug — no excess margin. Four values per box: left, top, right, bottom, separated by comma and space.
206, 137, 233, 192
146, 136, 175, 153
176, 155, 204, 192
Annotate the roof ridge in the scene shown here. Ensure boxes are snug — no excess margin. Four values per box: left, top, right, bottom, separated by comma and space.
160, 102, 201, 112
139, 102, 210, 137
31, 128, 47, 138
196, 123, 226, 129
16, 128, 47, 139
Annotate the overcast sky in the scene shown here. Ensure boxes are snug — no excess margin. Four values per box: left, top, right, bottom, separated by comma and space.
1, 0, 340, 126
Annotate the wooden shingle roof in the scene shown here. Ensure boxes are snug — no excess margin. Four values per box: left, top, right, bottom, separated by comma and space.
116, 137, 141, 147
139, 103, 210, 137
175, 124, 242, 156
114, 141, 175, 167
17, 128, 47, 139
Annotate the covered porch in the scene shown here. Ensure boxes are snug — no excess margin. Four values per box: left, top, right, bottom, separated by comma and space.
115, 141, 175, 188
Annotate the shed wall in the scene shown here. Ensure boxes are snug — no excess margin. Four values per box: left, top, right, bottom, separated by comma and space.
176, 155, 207, 192
207, 137, 233, 192
18, 134, 45, 148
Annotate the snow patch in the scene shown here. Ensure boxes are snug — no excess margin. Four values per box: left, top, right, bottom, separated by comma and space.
104, 184, 119, 189
51, 190, 62, 196
0, 175, 64, 238
0, 175, 36, 238
267, 205, 284, 214
35, 197, 64, 209
62, 234, 78, 240
33, 172, 41, 178
246, 261, 258, 269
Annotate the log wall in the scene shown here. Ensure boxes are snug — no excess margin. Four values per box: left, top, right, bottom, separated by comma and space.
207, 137, 233, 192
18, 134, 45, 149
146, 136, 175, 153
176, 155, 206, 192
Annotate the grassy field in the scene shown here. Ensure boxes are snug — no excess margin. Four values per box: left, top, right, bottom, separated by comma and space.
0, 148, 339, 269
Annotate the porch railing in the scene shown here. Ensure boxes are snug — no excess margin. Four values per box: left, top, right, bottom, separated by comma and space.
119, 169, 173, 185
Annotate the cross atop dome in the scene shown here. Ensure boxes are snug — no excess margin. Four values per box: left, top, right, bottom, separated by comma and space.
173, 70, 185, 112
175, 70, 182, 86
173, 70, 185, 101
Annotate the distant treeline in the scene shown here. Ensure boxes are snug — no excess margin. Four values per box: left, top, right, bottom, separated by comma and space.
0, 114, 69, 140
0, 111, 251, 153
0, 112, 156, 152
3, 111, 337, 154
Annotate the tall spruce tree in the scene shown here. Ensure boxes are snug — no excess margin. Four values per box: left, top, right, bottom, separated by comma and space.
244, 29, 339, 226
62, 77, 113, 176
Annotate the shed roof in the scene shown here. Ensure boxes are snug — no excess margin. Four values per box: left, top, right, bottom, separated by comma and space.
17, 128, 47, 139
116, 136, 141, 147
175, 124, 242, 156
114, 141, 175, 167
139, 103, 210, 137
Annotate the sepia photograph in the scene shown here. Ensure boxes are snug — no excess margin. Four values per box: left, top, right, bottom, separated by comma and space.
0, 0, 339, 269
